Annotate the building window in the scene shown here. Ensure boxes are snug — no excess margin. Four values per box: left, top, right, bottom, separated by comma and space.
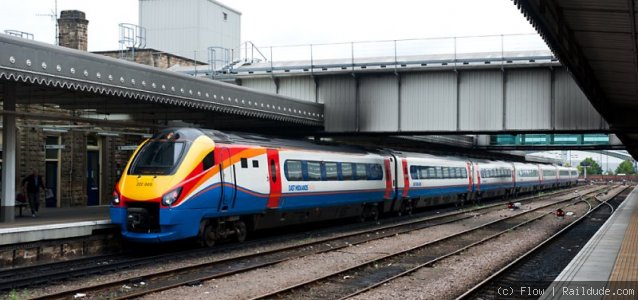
45, 136, 61, 159
223, 12, 228, 21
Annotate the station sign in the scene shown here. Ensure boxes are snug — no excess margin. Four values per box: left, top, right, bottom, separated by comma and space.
117, 145, 138, 151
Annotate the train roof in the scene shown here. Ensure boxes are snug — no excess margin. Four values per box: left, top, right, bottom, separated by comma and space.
197, 128, 373, 154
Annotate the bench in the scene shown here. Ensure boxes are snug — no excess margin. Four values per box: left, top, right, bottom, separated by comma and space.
15, 203, 28, 217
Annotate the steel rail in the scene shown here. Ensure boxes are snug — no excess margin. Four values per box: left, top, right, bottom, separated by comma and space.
249, 188, 608, 300
455, 185, 629, 300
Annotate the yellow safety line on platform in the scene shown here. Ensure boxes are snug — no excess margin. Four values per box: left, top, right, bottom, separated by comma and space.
605, 199, 638, 300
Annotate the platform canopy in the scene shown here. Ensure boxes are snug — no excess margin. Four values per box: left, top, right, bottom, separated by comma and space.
0, 34, 324, 130
516, 0, 638, 159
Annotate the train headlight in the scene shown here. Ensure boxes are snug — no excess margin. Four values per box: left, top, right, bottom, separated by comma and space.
112, 191, 120, 206
162, 187, 182, 207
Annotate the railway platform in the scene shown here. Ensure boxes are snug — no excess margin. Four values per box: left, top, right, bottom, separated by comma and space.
0, 205, 114, 246
542, 186, 638, 299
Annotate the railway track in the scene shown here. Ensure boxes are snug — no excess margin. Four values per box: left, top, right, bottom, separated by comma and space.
456, 185, 630, 300
27, 185, 604, 299
249, 187, 606, 300
1, 186, 586, 294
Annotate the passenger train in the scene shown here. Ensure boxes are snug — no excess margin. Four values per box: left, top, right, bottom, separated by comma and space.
110, 128, 579, 246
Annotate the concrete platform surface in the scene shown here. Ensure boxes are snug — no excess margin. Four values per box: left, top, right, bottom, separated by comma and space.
541, 186, 638, 300
0, 206, 113, 246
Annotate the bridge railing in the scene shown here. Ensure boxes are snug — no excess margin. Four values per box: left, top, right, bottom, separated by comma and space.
236, 33, 553, 73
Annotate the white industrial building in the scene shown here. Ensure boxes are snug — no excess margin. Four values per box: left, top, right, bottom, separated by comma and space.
139, 0, 241, 64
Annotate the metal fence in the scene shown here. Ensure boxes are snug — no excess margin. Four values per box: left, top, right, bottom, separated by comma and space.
239, 33, 552, 68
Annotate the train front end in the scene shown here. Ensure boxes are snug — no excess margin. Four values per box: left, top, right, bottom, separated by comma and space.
110, 128, 216, 243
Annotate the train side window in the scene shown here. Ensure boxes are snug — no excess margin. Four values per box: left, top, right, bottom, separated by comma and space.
325, 162, 338, 181
418, 167, 428, 180
435, 167, 442, 179
427, 167, 436, 179
252, 160, 259, 168
285, 160, 303, 181
442, 167, 450, 179
241, 158, 248, 168
355, 164, 367, 180
307, 161, 322, 181
202, 151, 214, 170
410, 165, 419, 179
270, 159, 277, 182
369, 164, 383, 180
341, 163, 353, 180
462, 168, 467, 178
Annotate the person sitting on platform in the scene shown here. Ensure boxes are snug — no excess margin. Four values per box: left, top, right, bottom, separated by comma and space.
21, 169, 46, 217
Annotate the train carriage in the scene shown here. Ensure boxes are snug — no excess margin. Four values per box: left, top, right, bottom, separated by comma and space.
539, 164, 559, 189
472, 160, 515, 199
111, 128, 580, 246
513, 163, 542, 194
394, 152, 473, 212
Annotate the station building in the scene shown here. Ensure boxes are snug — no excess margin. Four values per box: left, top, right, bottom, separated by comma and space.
1, 9, 212, 209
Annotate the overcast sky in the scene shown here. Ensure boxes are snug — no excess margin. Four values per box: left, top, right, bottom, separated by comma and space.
0, 0, 538, 51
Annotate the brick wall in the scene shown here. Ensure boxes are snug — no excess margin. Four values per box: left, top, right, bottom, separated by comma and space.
58, 10, 89, 51
95, 49, 204, 69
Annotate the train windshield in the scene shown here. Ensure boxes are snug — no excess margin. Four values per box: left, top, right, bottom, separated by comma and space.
128, 141, 187, 175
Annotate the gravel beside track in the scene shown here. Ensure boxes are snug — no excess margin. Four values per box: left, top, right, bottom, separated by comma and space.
348, 200, 593, 300
459, 186, 632, 300
138, 187, 601, 300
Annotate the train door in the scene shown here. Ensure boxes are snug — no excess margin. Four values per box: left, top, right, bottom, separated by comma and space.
466, 162, 474, 193
218, 147, 237, 212
266, 149, 281, 209
383, 158, 393, 200
401, 158, 409, 199
475, 163, 481, 193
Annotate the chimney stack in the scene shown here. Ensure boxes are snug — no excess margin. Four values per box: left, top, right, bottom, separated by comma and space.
57, 10, 89, 51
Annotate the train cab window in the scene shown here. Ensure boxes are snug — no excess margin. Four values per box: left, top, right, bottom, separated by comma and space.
325, 162, 338, 181
128, 141, 186, 175
355, 164, 367, 180
341, 163, 354, 180
285, 160, 303, 181
307, 161, 322, 181
202, 151, 215, 170
241, 158, 248, 168
252, 160, 259, 168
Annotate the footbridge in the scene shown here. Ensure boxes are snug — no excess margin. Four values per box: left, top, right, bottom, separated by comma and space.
197, 35, 611, 135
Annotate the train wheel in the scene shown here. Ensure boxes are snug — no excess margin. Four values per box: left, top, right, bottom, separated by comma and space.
397, 200, 413, 216
370, 206, 380, 222
201, 223, 217, 248
234, 221, 247, 243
